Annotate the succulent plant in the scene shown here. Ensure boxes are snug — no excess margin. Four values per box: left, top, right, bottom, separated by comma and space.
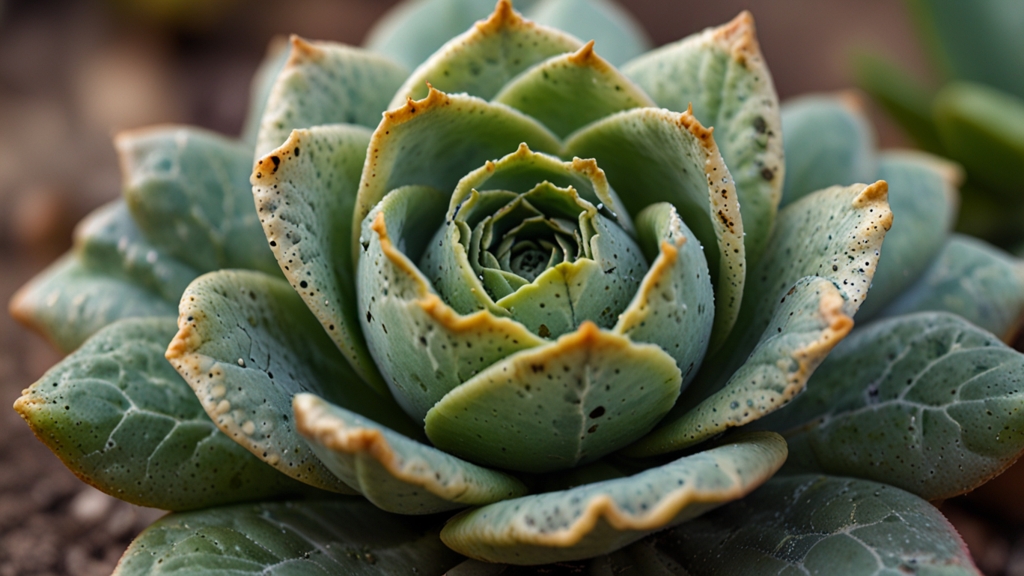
855, 0, 1024, 252
10, 0, 1024, 573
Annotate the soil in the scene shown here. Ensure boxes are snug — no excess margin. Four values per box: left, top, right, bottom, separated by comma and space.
1, 0, 1023, 574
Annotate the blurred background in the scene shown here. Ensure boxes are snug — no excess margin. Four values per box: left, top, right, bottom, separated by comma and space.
0, 1, 1009, 574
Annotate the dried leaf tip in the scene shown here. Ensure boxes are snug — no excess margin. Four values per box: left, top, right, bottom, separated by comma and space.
677, 106, 715, 142
477, 0, 523, 34
853, 179, 889, 205
713, 11, 761, 63
568, 40, 600, 65
287, 35, 323, 64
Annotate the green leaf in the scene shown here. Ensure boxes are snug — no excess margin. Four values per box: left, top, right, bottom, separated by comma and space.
389, 0, 582, 106
493, 42, 655, 139
856, 151, 958, 319
623, 12, 783, 263
254, 37, 408, 157
425, 321, 682, 473
294, 393, 527, 514
764, 312, 1024, 500
879, 234, 1024, 342
664, 475, 980, 575
524, 0, 651, 67
115, 126, 280, 276
564, 107, 746, 351
852, 52, 945, 154
11, 255, 178, 353
252, 124, 387, 395
240, 37, 291, 146
627, 276, 852, 457
14, 318, 320, 510
113, 499, 463, 575
779, 94, 877, 206
167, 270, 418, 493
358, 185, 545, 421
932, 81, 1024, 199
909, 0, 1024, 100
440, 432, 786, 565
352, 88, 561, 265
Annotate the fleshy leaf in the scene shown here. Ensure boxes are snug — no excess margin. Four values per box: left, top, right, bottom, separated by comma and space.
294, 393, 528, 514
764, 312, 1024, 500
240, 37, 291, 146
389, 0, 582, 107
252, 124, 387, 394
493, 41, 655, 139
628, 276, 853, 457
14, 318, 319, 511
113, 499, 462, 575
440, 432, 787, 565
524, 0, 651, 67
856, 151, 958, 319
254, 37, 409, 157
852, 52, 945, 154
425, 321, 682, 473
779, 94, 877, 206
115, 126, 280, 276
10, 255, 178, 354
623, 11, 783, 263
167, 270, 418, 493
879, 234, 1024, 342
353, 87, 562, 264
614, 202, 714, 391
358, 185, 546, 421
664, 475, 979, 575
564, 107, 746, 351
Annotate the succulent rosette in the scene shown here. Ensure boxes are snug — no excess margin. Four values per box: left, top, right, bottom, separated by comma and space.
11, 0, 1024, 573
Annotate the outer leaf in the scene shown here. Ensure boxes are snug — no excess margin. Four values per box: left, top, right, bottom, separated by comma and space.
358, 185, 545, 421
778, 94, 876, 206
254, 37, 409, 157
440, 432, 787, 565
113, 499, 462, 575
353, 87, 561, 264
879, 234, 1024, 342
764, 312, 1024, 500
14, 318, 318, 511
115, 126, 280, 276
252, 124, 387, 394
564, 107, 746, 351
623, 12, 783, 263
856, 151, 958, 319
167, 270, 418, 493
389, 0, 582, 106
627, 276, 852, 457
240, 37, 291, 146
425, 321, 682, 473
294, 393, 528, 514
524, 0, 651, 67
664, 475, 979, 575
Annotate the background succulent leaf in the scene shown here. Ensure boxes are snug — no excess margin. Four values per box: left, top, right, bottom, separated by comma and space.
878, 234, 1024, 342
908, 0, 1024, 100
424, 321, 682, 473
629, 276, 852, 456
523, 0, 651, 67
113, 499, 463, 575
564, 107, 745, 351
851, 52, 945, 154
614, 202, 714, 390
14, 318, 323, 510
932, 81, 1024, 199
167, 269, 419, 493
254, 37, 409, 158
358, 185, 545, 421
764, 312, 1024, 500
294, 393, 528, 514
779, 95, 877, 207
115, 126, 281, 276
662, 475, 979, 575
440, 432, 786, 565
240, 37, 292, 146
353, 88, 561, 264
389, 0, 582, 107
252, 124, 388, 395
623, 12, 783, 264
493, 41, 655, 139
856, 151, 958, 319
